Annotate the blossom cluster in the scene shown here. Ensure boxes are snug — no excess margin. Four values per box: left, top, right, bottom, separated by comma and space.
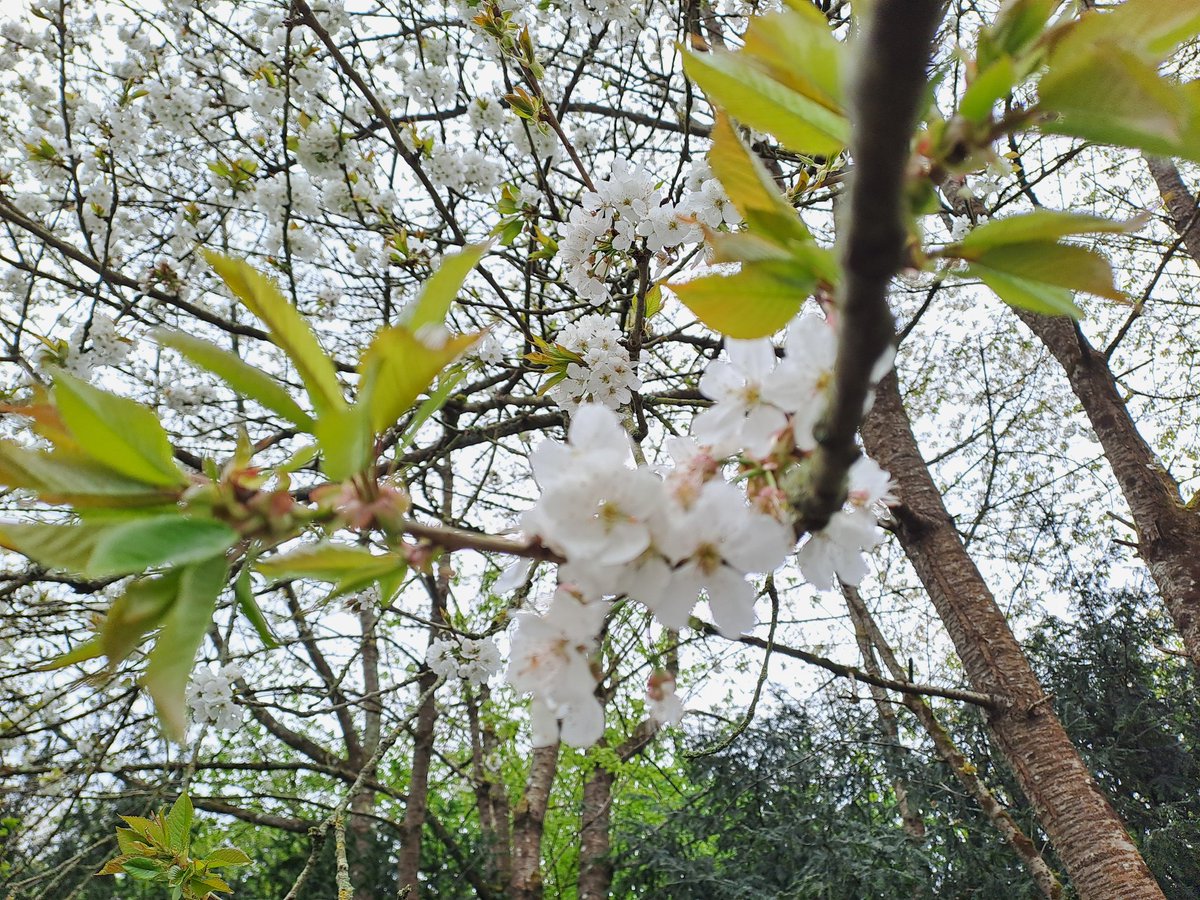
426, 635, 504, 686
186, 663, 244, 731
545, 313, 641, 411
506, 312, 895, 747
558, 160, 735, 306
42, 314, 131, 380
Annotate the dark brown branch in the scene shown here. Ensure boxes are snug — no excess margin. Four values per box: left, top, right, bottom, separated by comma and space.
791, 0, 942, 532
689, 617, 1000, 708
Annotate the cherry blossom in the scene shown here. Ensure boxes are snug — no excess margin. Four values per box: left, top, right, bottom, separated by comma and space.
506, 588, 608, 748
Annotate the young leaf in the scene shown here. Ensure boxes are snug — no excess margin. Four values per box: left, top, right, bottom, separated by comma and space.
969, 264, 1083, 318
671, 260, 818, 339
393, 368, 466, 456
359, 327, 479, 433
164, 794, 193, 855
234, 566, 277, 649
684, 50, 848, 157
203, 847, 253, 868
707, 115, 814, 249
257, 543, 406, 598
0, 441, 179, 508
120, 857, 166, 880
959, 209, 1148, 250
38, 636, 105, 671
101, 571, 184, 664
1038, 46, 1194, 160
85, 515, 238, 578
52, 371, 185, 487
203, 251, 345, 416
0, 521, 112, 573
156, 330, 315, 430
958, 55, 1017, 124
144, 556, 229, 741
314, 399, 376, 482
406, 243, 488, 331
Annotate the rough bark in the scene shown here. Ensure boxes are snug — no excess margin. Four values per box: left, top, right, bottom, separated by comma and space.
396, 594, 441, 898
510, 744, 559, 900
577, 720, 658, 900
577, 760, 616, 900
861, 372, 1163, 899
467, 685, 514, 894
843, 585, 1062, 898
1018, 309, 1200, 668
349, 602, 382, 900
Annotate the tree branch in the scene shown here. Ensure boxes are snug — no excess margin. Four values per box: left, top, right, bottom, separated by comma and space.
791, 0, 943, 531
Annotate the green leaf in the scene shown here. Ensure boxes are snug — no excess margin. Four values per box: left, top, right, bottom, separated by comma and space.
750, 1, 843, 106
257, 543, 406, 598
86, 515, 237, 578
393, 368, 465, 456
314, 400, 376, 481
164, 794, 193, 855
959, 209, 1148, 250
969, 264, 1082, 317
1038, 46, 1195, 159
38, 636, 105, 671
144, 556, 228, 741
959, 55, 1017, 124
708, 115, 814, 249
52, 371, 185, 487
406, 244, 488, 331
203, 847, 253, 868
0, 521, 111, 573
684, 50, 848, 157
1063, 0, 1200, 60
977, 0, 1058, 70
359, 327, 479, 433
0, 442, 180, 508
122, 857, 166, 880
234, 565, 277, 649
970, 241, 1123, 299
156, 330, 315, 431
203, 251, 345, 416
192, 874, 234, 894
102, 571, 183, 664
671, 260, 818, 339
119, 815, 166, 846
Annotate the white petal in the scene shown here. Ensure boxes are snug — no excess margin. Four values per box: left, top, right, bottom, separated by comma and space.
722, 513, 793, 574
560, 696, 605, 747
495, 557, 534, 594
725, 338, 777, 380
705, 569, 757, 637
530, 699, 560, 748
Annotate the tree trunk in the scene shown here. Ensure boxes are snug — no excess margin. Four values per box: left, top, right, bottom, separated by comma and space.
843, 584, 1062, 898
1017, 309, 1200, 668
350, 602, 382, 900
577, 758, 615, 900
861, 372, 1164, 899
510, 744, 559, 900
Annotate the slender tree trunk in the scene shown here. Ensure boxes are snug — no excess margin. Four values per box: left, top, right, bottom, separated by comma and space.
577, 757, 615, 900
397, 448, 455, 897
1018, 310, 1200, 667
861, 372, 1163, 899
466, 685, 513, 892
350, 603, 382, 900
396, 620, 439, 897
845, 601, 927, 843
843, 585, 1062, 899
510, 744, 559, 900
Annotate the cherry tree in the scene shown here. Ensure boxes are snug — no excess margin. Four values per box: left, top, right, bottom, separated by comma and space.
1, 0, 1199, 897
